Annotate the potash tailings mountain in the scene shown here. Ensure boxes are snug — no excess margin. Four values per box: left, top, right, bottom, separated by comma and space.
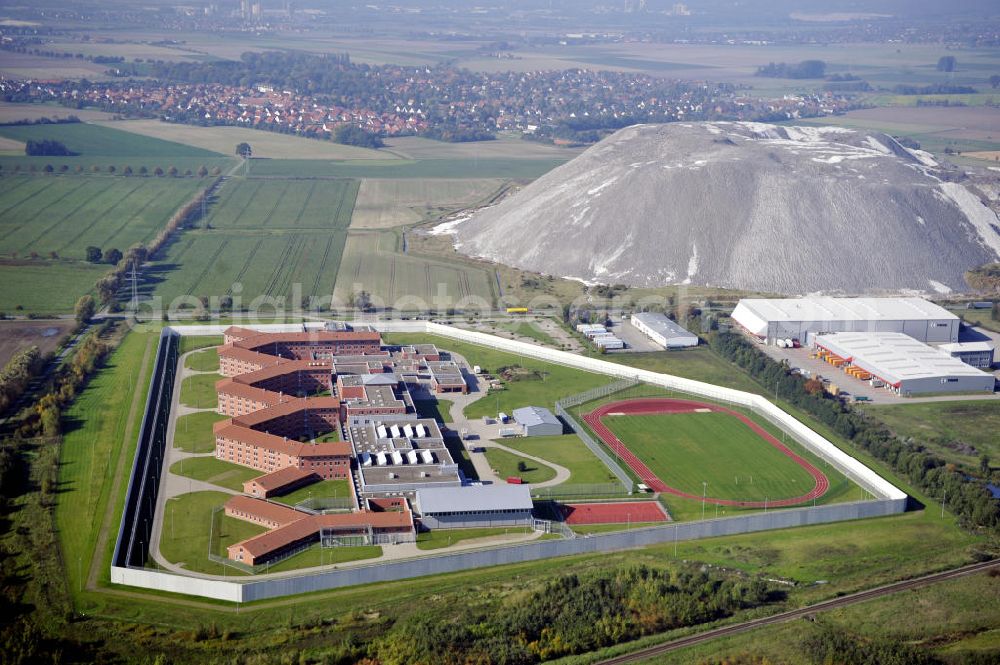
451, 122, 1000, 295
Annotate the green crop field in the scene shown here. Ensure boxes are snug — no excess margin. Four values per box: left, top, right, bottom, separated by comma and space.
0, 259, 108, 314
603, 412, 821, 503
334, 230, 496, 309
867, 400, 1000, 471
0, 175, 203, 260
169, 457, 260, 492
173, 411, 229, 453
0, 122, 220, 159
148, 178, 356, 303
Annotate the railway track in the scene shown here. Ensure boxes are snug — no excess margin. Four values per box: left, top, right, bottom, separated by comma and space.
597, 559, 1000, 664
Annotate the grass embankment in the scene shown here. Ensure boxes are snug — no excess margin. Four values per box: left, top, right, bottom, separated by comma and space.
867, 400, 1000, 471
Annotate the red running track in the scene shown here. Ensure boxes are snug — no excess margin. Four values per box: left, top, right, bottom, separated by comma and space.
583, 398, 830, 508
561, 501, 670, 525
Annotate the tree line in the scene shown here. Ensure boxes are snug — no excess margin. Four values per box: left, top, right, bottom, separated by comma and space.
0, 346, 43, 416
710, 332, 1000, 533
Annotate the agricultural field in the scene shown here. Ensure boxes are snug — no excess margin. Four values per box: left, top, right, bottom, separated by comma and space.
0, 319, 76, 367
351, 178, 506, 229
0, 102, 117, 124
148, 178, 356, 304
602, 411, 820, 503
0, 259, 109, 314
95, 120, 392, 161
0, 122, 220, 159
0, 50, 111, 80
382, 135, 582, 160
245, 157, 569, 179
795, 105, 1000, 165
0, 175, 204, 260
867, 400, 1000, 471
334, 230, 496, 309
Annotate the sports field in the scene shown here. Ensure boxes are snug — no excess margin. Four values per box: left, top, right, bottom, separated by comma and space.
0, 175, 203, 260
588, 398, 829, 508
149, 179, 356, 303
561, 501, 669, 525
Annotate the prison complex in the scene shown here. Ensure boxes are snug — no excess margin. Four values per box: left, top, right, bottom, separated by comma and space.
213, 325, 478, 566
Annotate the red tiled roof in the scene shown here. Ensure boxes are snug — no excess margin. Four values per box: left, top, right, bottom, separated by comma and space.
230, 395, 341, 429
246, 467, 318, 492
225, 495, 307, 527
215, 421, 351, 458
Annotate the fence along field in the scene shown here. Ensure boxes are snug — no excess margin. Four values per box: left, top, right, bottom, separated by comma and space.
334, 230, 496, 308
0, 175, 204, 259
148, 178, 357, 303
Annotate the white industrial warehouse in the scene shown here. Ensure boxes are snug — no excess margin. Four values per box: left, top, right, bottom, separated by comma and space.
631, 312, 699, 348
814, 332, 995, 395
732, 297, 959, 345
415, 485, 534, 529
513, 406, 563, 437
938, 341, 995, 369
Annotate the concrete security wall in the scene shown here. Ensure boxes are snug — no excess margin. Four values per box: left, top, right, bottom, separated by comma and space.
107, 323, 908, 603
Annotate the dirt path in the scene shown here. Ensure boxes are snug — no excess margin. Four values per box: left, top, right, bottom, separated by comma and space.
86, 334, 154, 591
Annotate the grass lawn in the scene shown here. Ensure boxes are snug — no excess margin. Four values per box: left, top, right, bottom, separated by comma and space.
602, 346, 764, 394
159, 491, 256, 576
168, 456, 261, 492
414, 398, 453, 423
178, 335, 223, 355
484, 446, 557, 484
603, 411, 820, 503
173, 411, 228, 453
382, 333, 613, 419
184, 348, 219, 372
416, 526, 532, 550
272, 479, 351, 507
265, 544, 382, 573
503, 434, 619, 486
55, 329, 156, 596
867, 400, 1000, 471
179, 372, 220, 409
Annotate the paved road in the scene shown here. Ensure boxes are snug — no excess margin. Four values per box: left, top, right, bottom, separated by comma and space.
596, 558, 1000, 664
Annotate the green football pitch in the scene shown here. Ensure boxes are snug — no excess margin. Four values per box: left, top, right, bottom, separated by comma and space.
602, 412, 820, 503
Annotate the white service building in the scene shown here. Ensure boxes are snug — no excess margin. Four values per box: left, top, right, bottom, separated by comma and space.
938, 342, 995, 369
732, 297, 959, 345
512, 406, 563, 437
630, 312, 699, 349
814, 332, 995, 395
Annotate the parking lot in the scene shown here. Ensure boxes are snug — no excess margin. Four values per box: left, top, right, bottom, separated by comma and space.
758, 330, 1000, 405
605, 319, 667, 353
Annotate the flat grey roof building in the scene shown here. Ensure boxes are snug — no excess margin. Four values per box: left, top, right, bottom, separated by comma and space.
512, 406, 562, 436
631, 312, 699, 348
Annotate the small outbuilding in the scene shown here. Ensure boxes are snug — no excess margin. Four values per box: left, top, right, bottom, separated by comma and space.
631, 312, 699, 349
512, 405, 562, 437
